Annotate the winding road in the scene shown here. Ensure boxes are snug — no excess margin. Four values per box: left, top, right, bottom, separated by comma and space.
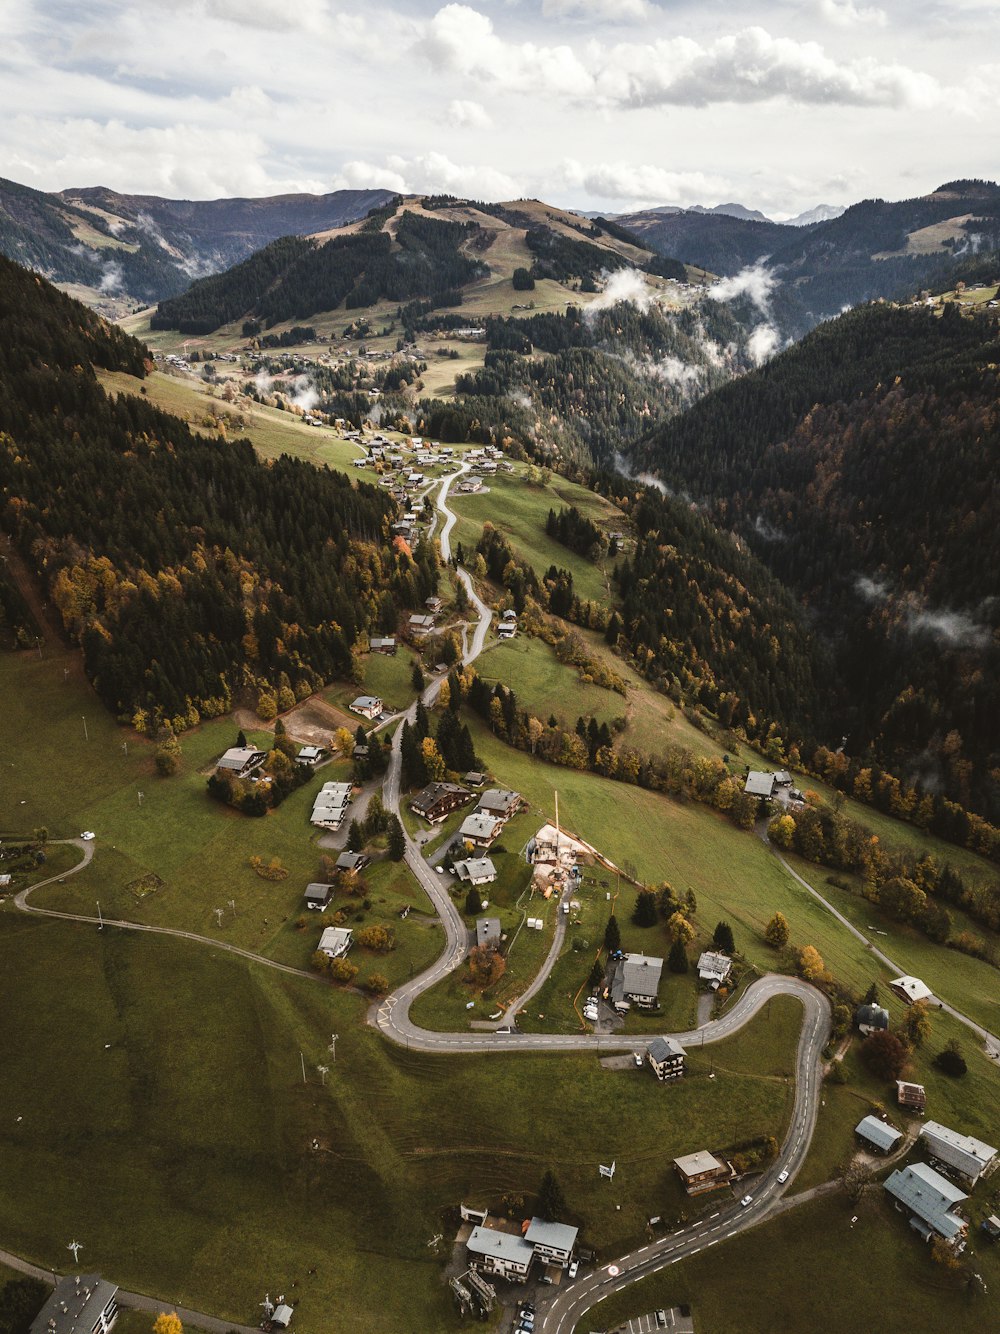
11, 462, 994, 1333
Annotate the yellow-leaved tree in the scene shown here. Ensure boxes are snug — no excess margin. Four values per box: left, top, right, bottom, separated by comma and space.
153, 1314, 182, 1334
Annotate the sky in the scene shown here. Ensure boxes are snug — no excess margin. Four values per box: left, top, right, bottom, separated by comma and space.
1, 0, 998, 217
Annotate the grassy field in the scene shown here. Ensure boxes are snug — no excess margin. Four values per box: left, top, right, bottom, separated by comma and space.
475, 634, 627, 733
588, 1188, 1000, 1334
449, 468, 626, 605
0, 913, 801, 1331
97, 369, 364, 474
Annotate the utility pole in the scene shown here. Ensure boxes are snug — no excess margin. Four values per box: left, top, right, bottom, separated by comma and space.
97, 901, 103, 931
329, 1034, 339, 1062
82, 716, 89, 742
137, 791, 143, 807
300, 1051, 307, 1085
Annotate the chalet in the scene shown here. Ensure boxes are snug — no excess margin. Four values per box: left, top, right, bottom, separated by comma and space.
458, 478, 483, 494
456, 858, 497, 886
463, 771, 488, 787
855, 1002, 890, 1035
500, 609, 517, 624
458, 812, 503, 849
855, 1115, 903, 1154
369, 636, 397, 655
350, 695, 383, 720
524, 1217, 578, 1269
697, 950, 732, 989
497, 622, 516, 640
919, 1122, 997, 1187
30, 1275, 119, 1334
674, 1150, 732, 1196
318, 926, 353, 959
897, 1080, 927, 1112
311, 780, 353, 830
884, 1163, 968, 1248
353, 743, 369, 760
303, 883, 333, 911
425, 596, 444, 614
475, 788, 523, 824
296, 745, 328, 767
744, 771, 776, 798
475, 916, 502, 948
336, 851, 370, 874
890, 975, 933, 1005
216, 746, 267, 778
647, 1036, 686, 1081
774, 770, 793, 787
466, 1226, 534, 1283
408, 613, 437, 637
410, 782, 472, 824
612, 953, 663, 1011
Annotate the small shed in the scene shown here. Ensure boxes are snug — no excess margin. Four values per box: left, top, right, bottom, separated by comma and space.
303, 883, 333, 911
856, 1115, 903, 1154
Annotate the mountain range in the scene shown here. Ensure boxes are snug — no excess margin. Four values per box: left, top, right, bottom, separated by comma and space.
0, 176, 394, 308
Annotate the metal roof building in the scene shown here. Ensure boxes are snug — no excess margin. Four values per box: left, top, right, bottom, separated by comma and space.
884, 1162, 968, 1243
856, 1115, 903, 1154
920, 1121, 997, 1185
744, 771, 776, 797
30, 1275, 119, 1334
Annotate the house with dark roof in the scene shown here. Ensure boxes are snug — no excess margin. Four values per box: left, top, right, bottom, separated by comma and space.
855, 1002, 890, 1035
744, 771, 776, 798
897, 1080, 927, 1112
611, 953, 663, 1011
303, 883, 333, 911
647, 1036, 686, 1081
474, 788, 523, 823
296, 744, 328, 767
336, 851, 370, 874
410, 781, 471, 824
884, 1162, 968, 1248
475, 916, 502, 948
369, 636, 397, 655
350, 695, 383, 720
458, 812, 503, 849
30, 1276, 118, 1334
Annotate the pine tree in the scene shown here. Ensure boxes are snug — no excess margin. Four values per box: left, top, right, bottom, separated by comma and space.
632, 890, 658, 928
347, 820, 363, 852
464, 885, 483, 916
713, 921, 735, 954
537, 1169, 567, 1222
603, 915, 621, 953
411, 661, 425, 692
668, 937, 689, 973
387, 815, 405, 861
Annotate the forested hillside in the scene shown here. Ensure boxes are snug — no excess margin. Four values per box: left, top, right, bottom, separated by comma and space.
635, 300, 1000, 824
0, 256, 433, 730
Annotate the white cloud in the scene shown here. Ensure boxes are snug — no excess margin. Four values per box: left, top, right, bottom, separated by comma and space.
586, 267, 655, 313
421, 8, 946, 111
746, 323, 782, 364
542, 0, 653, 21
446, 98, 493, 130
818, 0, 888, 29
559, 158, 731, 208
906, 606, 990, 647
199, 0, 334, 33
711, 262, 779, 316
334, 152, 520, 201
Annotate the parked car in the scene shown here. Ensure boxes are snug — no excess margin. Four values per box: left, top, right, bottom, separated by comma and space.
656, 1313, 668, 1329
568, 1259, 579, 1278
633, 1051, 643, 1067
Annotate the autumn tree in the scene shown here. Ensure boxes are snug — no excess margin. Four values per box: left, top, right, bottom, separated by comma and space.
860, 1029, 908, 1081
364, 972, 389, 996
153, 1314, 183, 1334
797, 944, 825, 980
356, 924, 394, 953
421, 736, 446, 781
904, 999, 932, 1048
667, 911, 695, 946
764, 912, 790, 949
155, 730, 181, 777
468, 942, 506, 986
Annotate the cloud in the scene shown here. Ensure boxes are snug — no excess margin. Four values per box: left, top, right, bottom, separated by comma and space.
586, 267, 655, 314
711, 262, 779, 316
542, 0, 653, 20
98, 261, 123, 293
446, 99, 493, 130
420, 9, 946, 111
746, 323, 781, 364
818, 0, 887, 29
559, 158, 731, 208
334, 151, 519, 200
199, 0, 335, 34
906, 607, 990, 648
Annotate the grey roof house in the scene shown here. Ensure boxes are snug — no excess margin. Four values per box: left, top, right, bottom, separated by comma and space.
30, 1276, 119, 1334
919, 1122, 997, 1186
884, 1162, 968, 1246
647, 1036, 686, 1081
524, 1217, 578, 1268
856, 1115, 903, 1154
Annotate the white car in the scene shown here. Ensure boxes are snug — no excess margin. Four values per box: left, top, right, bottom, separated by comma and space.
633, 1051, 643, 1067
568, 1259, 579, 1279
80, 831, 95, 841
777, 1169, 789, 1184
740, 1194, 754, 1207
